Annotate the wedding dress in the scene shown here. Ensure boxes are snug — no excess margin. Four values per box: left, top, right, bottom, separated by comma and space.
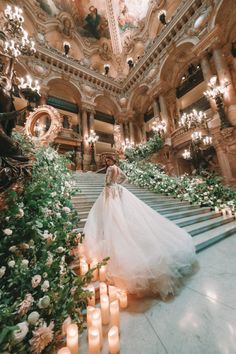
83, 165, 197, 298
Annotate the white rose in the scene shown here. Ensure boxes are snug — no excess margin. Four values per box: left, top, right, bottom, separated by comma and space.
62, 207, 71, 213
8, 260, 15, 268
9, 246, 17, 252
22, 259, 29, 267
27, 311, 40, 325
5, 216, 10, 221
41, 280, 50, 292
51, 192, 57, 197
12, 321, 29, 344
3, 228, 13, 236
16, 209, 24, 218
0, 266, 6, 278
38, 295, 50, 309
56, 247, 65, 253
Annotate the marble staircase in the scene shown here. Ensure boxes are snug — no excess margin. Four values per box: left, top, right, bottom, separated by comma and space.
72, 172, 236, 252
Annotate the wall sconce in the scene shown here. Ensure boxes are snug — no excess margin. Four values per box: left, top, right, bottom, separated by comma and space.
127, 57, 134, 69
159, 10, 167, 25
63, 41, 71, 56
104, 63, 110, 76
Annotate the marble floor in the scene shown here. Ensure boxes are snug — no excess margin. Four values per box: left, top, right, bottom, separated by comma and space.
80, 234, 236, 354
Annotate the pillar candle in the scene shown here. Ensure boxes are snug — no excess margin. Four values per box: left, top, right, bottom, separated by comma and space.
90, 260, 98, 281
66, 324, 79, 354
109, 286, 117, 302
88, 326, 100, 354
100, 294, 110, 325
58, 348, 71, 354
118, 291, 128, 309
87, 306, 95, 327
110, 300, 120, 330
108, 326, 120, 354
227, 208, 232, 216
91, 308, 103, 347
87, 285, 96, 306
214, 206, 219, 213
222, 208, 227, 217
80, 259, 89, 276
99, 265, 106, 281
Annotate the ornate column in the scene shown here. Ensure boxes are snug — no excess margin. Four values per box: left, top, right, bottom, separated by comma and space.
81, 106, 90, 170
141, 122, 147, 143
129, 121, 135, 144
153, 98, 160, 118
89, 110, 95, 131
159, 94, 170, 134
213, 47, 236, 125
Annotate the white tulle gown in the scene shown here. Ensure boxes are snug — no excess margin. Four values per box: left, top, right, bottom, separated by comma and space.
83, 165, 197, 298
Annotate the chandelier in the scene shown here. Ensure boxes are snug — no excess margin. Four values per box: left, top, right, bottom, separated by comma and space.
3, 6, 36, 57
179, 109, 206, 131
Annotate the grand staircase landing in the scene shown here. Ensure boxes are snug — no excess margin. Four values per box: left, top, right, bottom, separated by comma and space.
72, 172, 236, 252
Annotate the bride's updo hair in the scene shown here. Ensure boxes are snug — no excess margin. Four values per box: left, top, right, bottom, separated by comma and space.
105, 156, 116, 164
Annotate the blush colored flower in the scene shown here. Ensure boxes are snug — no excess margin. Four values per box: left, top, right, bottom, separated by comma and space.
41, 280, 50, 292
12, 321, 29, 344
32, 275, 42, 288
30, 322, 54, 354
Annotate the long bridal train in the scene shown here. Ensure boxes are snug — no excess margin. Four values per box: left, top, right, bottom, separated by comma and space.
84, 166, 197, 299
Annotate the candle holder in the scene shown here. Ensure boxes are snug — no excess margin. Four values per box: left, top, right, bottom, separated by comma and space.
152, 118, 167, 136
87, 129, 99, 170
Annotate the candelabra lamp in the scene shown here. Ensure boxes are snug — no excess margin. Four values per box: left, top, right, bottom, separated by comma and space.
104, 64, 110, 76
87, 129, 99, 170
204, 76, 231, 129
179, 109, 206, 131
127, 57, 134, 70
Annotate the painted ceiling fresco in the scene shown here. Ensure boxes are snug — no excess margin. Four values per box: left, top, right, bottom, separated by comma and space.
36, 0, 150, 42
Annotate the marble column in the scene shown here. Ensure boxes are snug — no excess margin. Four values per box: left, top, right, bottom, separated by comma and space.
39, 86, 49, 105
159, 94, 170, 133
129, 121, 135, 143
200, 55, 216, 112
153, 98, 160, 118
142, 122, 147, 143
89, 111, 95, 131
213, 48, 236, 125
81, 108, 90, 170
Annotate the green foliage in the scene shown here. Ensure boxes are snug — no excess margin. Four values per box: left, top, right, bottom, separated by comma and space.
0, 142, 99, 353
121, 160, 236, 211
125, 134, 163, 162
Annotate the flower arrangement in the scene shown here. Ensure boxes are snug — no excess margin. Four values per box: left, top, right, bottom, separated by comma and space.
125, 134, 163, 162
0, 136, 104, 353
120, 160, 236, 213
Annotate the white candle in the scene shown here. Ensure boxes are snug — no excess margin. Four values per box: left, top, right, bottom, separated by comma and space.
99, 265, 106, 281
108, 326, 120, 354
227, 208, 232, 216
118, 291, 128, 309
110, 300, 120, 330
100, 294, 110, 325
109, 286, 117, 302
87, 306, 95, 327
99, 282, 107, 297
91, 308, 103, 347
222, 208, 227, 217
87, 285, 95, 306
90, 260, 98, 281
215, 206, 219, 213
80, 259, 89, 275
88, 326, 100, 354
57, 347, 71, 354
66, 324, 79, 354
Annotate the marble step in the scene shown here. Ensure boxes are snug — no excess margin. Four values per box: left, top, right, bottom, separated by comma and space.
151, 204, 200, 215
194, 221, 236, 252
175, 211, 221, 227
165, 207, 211, 220
184, 215, 235, 236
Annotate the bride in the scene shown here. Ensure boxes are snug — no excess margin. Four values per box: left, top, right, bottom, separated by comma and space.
83, 156, 197, 298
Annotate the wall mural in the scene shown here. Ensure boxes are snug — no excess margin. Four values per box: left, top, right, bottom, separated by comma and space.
117, 0, 150, 33
36, 0, 110, 40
